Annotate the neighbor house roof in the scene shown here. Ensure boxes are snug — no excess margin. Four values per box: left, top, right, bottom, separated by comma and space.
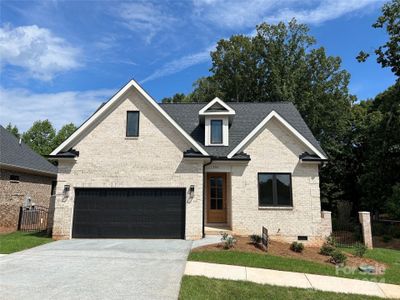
0, 125, 57, 176
160, 102, 326, 158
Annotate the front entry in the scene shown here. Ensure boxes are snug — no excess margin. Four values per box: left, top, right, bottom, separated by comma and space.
207, 173, 227, 223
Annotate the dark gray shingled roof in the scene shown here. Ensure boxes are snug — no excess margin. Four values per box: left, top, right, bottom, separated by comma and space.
160, 102, 326, 158
0, 125, 57, 175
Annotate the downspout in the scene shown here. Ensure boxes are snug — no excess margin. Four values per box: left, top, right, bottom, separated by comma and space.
202, 157, 213, 238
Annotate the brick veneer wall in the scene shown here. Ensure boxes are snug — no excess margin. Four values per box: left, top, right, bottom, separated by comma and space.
52, 89, 204, 240
0, 168, 54, 232
230, 118, 328, 245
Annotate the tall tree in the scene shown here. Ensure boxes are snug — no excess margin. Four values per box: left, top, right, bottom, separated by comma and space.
53, 123, 77, 149
22, 120, 56, 156
5, 123, 20, 139
161, 93, 187, 103
357, 0, 400, 77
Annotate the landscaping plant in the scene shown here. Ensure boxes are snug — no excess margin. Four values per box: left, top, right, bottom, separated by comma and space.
319, 235, 336, 256
249, 234, 262, 245
290, 242, 304, 253
354, 242, 367, 257
220, 232, 236, 249
330, 250, 347, 265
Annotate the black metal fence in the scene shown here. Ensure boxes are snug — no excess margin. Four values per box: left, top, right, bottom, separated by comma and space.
332, 219, 363, 247
372, 219, 400, 239
18, 205, 49, 232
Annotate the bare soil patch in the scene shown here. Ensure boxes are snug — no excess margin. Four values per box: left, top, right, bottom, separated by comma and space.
193, 235, 387, 274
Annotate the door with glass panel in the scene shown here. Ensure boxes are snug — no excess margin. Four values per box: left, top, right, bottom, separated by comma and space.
207, 173, 227, 223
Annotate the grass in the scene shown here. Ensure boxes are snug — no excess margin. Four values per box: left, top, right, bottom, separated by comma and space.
179, 275, 383, 300
0, 231, 53, 254
189, 248, 400, 285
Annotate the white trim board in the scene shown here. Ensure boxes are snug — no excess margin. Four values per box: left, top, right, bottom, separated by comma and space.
199, 97, 235, 115
50, 79, 209, 156
227, 110, 327, 160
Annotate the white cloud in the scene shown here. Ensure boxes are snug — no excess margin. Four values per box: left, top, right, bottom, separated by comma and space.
193, 0, 383, 29
116, 2, 176, 44
141, 44, 215, 83
0, 24, 80, 81
0, 87, 113, 131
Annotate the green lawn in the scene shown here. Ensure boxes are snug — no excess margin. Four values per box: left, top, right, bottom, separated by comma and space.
179, 275, 383, 300
0, 231, 53, 254
189, 248, 400, 285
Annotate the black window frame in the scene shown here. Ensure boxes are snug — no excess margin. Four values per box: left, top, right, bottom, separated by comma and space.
126, 111, 140, 137
258, 172, 293, 207
210, 119, 223, 144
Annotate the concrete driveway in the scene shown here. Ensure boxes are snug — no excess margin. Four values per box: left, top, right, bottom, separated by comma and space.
0, 239, 192, 300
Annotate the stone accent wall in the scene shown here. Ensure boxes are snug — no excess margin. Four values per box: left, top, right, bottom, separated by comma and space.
52, 89, 204, 240
0, 168, 54, 232
230, 118, 325, 245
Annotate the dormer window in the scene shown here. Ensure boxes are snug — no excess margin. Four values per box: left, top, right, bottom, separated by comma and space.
210, 120, 223, 144
200, 97, 235, 147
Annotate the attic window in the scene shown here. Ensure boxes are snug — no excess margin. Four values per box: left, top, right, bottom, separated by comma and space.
210, 120, 223, 144
126, 111, 139, 137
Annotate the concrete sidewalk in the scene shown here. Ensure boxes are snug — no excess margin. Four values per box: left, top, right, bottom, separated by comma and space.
185, 261, 400, 299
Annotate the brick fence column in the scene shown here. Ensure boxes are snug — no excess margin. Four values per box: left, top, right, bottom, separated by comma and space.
321, 211, 332, 238
358, 211, 373, 249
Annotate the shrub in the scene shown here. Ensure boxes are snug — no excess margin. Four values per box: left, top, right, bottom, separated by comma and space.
326, 235, 336, 247
220, 232, 236, 249
249, 234, 262, 245
382, 234, 393, 243
319, 242, 336, 256
290, 241, 304, 253
330, 250, 347, 265
354, 242, 367, 257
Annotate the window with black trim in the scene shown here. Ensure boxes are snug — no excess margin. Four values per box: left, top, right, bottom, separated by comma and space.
210, 119, 223, 144
258, 173, 292, 207
126, 111, 139, 137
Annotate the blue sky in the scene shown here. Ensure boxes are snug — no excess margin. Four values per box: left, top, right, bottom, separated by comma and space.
0, 0, 396, 131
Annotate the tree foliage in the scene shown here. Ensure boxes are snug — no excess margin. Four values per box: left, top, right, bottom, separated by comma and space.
53, 123, 77, 149
22, 120, 56, 156
5, 123, 20, 139
357, 0, 400, 77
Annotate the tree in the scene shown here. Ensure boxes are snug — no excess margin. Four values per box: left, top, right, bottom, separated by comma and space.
357, 0, 400, 77
161, 93, 187, 103
53, 123, 77, 149
5, 123, 20, 139
22, 120, 56, 156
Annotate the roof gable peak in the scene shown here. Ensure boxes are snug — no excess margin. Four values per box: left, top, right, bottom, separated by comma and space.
199, 97, 235, 115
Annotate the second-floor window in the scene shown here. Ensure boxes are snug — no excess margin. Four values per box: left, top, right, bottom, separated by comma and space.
126, 111, 139, 137
210, 119, 223, 144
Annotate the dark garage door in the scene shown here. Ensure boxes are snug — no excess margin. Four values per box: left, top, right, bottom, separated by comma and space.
72, 188, 186, 239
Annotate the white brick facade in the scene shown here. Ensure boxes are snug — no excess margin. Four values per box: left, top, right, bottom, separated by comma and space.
52, 89, 204, 240
52, 86, 330, 244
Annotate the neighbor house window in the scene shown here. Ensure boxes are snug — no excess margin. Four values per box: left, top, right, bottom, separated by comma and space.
210, 120, 223, 144
9, 175, 20, 182
258, 173, 292, 207
126, 111, 139, 137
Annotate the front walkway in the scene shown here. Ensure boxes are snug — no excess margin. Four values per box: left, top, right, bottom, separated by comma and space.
185, 261, 400, 299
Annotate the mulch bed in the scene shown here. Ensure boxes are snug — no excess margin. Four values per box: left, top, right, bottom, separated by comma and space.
193, 235, 387, 275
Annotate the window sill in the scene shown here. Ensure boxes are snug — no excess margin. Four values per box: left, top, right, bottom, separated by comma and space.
258, 206, 293, 210
125, 137, 139, 140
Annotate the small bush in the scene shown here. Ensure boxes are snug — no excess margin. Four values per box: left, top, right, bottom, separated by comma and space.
319, 242, 336, 256
249, 234, 262, 245
326, 235, 336, 247
220, 232, 236, 249
354, 242, 367, 257
382, 234, 393, 243
330, 250, 347, 265
290, 241, 304, 253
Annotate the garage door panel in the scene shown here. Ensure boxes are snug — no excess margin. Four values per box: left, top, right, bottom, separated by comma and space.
72, 188, 185, 239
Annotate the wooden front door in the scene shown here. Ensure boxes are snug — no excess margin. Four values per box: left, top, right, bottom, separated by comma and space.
207, 173, 227, 223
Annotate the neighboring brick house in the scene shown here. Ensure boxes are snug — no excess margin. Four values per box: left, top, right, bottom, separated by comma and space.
0, 125, 57, 232
49, 79, 332, 245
